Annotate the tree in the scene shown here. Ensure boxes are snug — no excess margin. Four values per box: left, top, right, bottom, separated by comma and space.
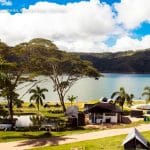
47, 53, 101, 112
0, 41, 10, 59
12, 38, 101, 112
68, 95, 78, 106
0, 57, 18, 123
29, 86, 48, 111
0, 56, 33, 125
111, 87, 131, 111
142, 86, 150, 104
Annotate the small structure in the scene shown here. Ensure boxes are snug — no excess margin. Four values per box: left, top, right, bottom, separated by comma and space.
65, 106, 79, 127
84, 102, 122, 124
131, 110, 143, 118
122, 128, 149, 150
100, 97, 108, 103
136, 104, 150, 110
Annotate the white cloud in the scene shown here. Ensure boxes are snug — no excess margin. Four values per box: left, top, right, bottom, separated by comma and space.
0, 0, 12, 6
115, 0, 150, 29
0, 0, 116, 52
110, 35, 150, 51
0, 0, 150, 52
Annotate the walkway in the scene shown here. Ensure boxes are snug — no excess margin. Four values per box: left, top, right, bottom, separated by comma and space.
1, 124, 150, 150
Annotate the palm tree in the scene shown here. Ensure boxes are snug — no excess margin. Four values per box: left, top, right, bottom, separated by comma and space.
111, 87, 131, 111
67, 95, 78, 106
29, 86, 48, 111
142, 86, 150, 104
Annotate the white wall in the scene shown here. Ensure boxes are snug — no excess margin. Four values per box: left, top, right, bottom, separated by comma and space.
103, 113, 118, 123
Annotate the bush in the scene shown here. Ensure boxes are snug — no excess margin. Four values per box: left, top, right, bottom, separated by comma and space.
0, 108, 9, 118
44, 103, 50, 108
28, 103, 35, 108
14, 99, 24, 108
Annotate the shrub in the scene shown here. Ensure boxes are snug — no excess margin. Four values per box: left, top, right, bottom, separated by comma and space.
28, 103, 35, 108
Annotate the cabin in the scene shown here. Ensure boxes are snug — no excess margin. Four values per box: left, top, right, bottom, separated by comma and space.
84, 102, 122, 124
122, 128, 149, 150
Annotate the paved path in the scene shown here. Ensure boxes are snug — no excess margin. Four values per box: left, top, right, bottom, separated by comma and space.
1, 124, 150, 150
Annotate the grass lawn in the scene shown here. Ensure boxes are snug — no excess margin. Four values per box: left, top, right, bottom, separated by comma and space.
0, 128, 100, 143
0, 120, 147, 143
32, 131, 150, 150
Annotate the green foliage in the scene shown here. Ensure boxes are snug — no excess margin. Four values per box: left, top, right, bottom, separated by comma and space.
0, 41, 10, 59
28, 103, 36, 108
111, 87, 133, 110
0, 107, 9, 118
67, 95, 78, 105
142, 86, 150, 103
78, 49, 150, 73
1, 38, 101, 113
13, 99, 24, 108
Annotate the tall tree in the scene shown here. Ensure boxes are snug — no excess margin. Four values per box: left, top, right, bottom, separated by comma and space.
12, 38, 101, 112
47, 54, 101, 112
0, 40, 35, 125
111, 87, 131, 111
0, 57, 18, 123
29, 86, 48, 111
142, 86, 150, 104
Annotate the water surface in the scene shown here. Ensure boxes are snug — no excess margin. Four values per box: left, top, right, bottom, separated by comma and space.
17, 73, 150, 101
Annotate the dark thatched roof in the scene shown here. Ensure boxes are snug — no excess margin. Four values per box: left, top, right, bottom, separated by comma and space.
84, 102, 122, 113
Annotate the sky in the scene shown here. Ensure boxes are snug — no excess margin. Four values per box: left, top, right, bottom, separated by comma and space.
0, 0, 150, 52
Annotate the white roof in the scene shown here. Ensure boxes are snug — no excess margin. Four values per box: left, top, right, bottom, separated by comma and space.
122, 128, 148, 147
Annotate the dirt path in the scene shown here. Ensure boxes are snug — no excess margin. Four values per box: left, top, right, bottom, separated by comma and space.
1, 124, 150, 150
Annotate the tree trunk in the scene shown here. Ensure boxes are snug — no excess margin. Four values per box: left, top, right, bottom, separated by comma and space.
60, 95, 66, 112
8, 97, 14, 130
122, 105, 124, 111
9, 100, 13, 122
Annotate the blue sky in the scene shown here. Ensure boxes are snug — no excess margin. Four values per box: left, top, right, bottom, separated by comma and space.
0, 0, 120, 11
0, 0, 150, 52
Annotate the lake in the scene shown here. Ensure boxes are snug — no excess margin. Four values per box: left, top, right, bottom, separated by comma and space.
17, 73, 150, 102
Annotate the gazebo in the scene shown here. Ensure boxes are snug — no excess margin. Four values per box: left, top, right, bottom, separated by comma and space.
122, 128, 149, 150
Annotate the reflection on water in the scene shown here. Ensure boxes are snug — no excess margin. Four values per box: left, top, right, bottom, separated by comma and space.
17, 73, 150, 101
15, 115, 44, 127
15, 115, 63, 127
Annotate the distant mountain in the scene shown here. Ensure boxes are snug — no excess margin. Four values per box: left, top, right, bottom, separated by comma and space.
74, 49, 150, 73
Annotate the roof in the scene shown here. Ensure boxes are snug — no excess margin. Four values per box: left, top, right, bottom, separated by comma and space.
122, 128, 148, 148
84, 104, 95, 110
84, 102, 122, 113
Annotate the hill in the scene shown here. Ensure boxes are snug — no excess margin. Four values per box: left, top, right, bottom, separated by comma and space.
74, 49, 150, 73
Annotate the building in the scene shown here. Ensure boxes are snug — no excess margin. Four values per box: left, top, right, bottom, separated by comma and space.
84, 102, 122, 124
122, 128, 149, 150
65, 106, 85, 127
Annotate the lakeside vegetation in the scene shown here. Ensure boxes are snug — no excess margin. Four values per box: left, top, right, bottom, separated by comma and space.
0, 99, 148, 143
0, 38, 100, 124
